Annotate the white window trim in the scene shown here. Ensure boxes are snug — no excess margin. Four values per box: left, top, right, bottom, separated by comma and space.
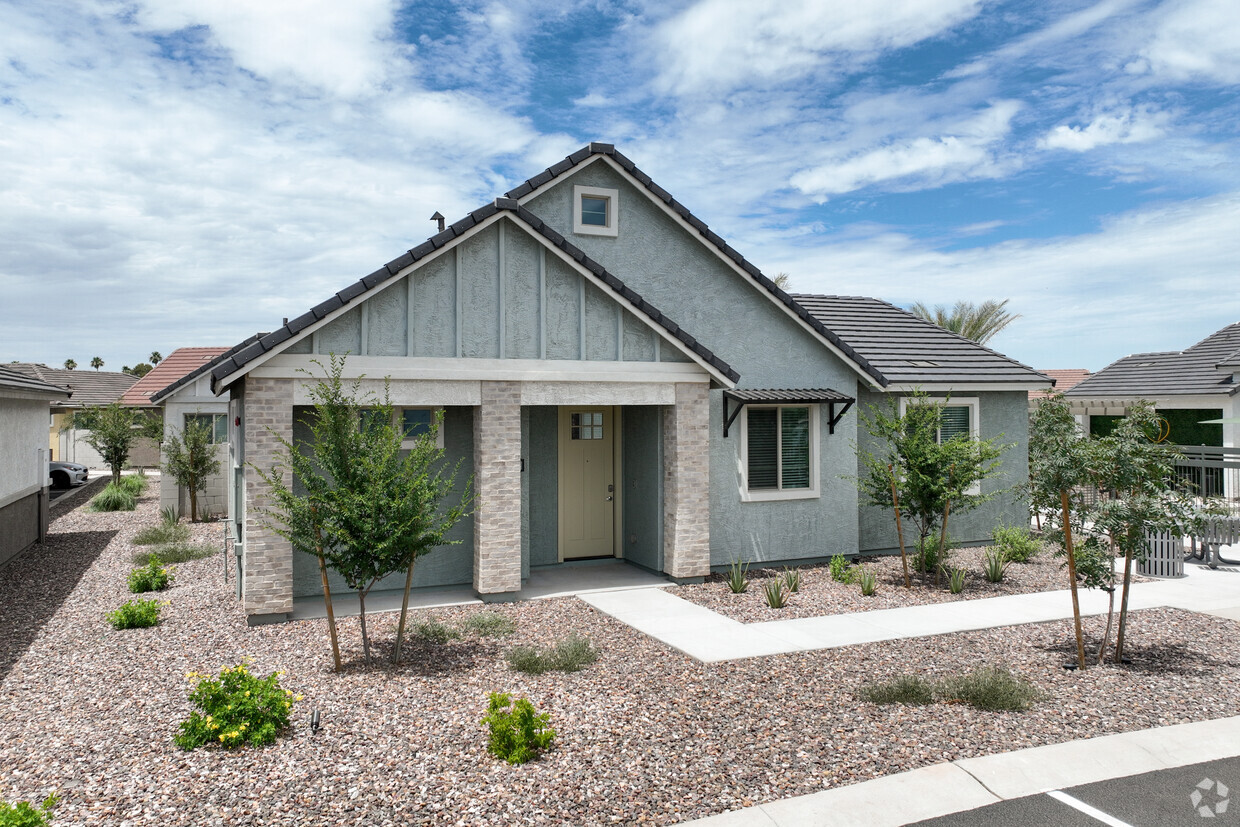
398, 406, 444, 449
899, 396, 982, 495
573, 185, 619, 237
738, 404, 820, 502
184, 412, 227, 445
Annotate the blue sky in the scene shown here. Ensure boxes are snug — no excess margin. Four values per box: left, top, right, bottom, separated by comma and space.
3, 0, 1238, 374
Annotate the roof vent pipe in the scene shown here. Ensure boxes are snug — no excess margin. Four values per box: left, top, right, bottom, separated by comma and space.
431, 211, 445, 233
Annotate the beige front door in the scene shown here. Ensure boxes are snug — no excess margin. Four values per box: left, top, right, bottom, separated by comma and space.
558, 406, 616, 560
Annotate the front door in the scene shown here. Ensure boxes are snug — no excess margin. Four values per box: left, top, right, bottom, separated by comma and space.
558, 406, 615, 560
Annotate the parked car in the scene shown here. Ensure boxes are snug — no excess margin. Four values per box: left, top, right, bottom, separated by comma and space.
49, 460, 89, 489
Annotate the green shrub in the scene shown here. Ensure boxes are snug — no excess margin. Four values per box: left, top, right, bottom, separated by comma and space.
481, 692, 555, 765
993, 525, 1040, 563
858, 568, 878, 596
117, 474, 148, 497
506, 634, 598, 674
857, 675, 934, 705
89, 483, 136, 512
914, 533, 953, 574
133, 521, 190, 546
174, 662, 298, 750
0, 793, 58, 827
159, 505, 179, 524
725, 558, 750, 594
132, 543, 214, 566
782, 567, 801, 592
763, 579, 787, 608
414, 618, 460, 645
106, 598, 162, 629
937, 666, 1043, 712
829, 554, 855, 584
459, 611, 516, 637
948, 567, 967, 594
128, 558, 173, 593
982, 547, 1009, 583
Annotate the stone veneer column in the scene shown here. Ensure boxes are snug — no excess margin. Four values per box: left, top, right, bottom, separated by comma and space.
242, 377, 295, 621
663, 382, 711, 580
473, 381, 523, 596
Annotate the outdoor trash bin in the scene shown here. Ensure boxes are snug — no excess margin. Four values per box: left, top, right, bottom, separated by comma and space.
1138, 530, 1184, 578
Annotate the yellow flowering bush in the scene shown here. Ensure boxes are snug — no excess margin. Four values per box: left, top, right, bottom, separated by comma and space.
175, 662, 297, 750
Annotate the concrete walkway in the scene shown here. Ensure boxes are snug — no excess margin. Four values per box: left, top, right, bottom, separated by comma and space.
683, 715, 1240, 826
579, 561, 1240, 663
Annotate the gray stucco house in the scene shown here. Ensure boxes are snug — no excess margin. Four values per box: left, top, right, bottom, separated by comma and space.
0, 366, 69, 566
208, 143, 1049, 624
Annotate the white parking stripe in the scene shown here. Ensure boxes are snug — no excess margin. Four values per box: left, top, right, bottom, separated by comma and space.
1046, 790, 1135, 827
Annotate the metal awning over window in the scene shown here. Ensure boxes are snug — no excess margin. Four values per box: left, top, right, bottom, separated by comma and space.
722, 388, 856, 437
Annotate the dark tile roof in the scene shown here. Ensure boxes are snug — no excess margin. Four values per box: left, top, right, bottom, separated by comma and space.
724, 388, 854, 403
0, 365, 71, 397
1066, 322, 1240, 398
208, 198, 738, 390
4, 364, 138, 406
790, 295, 1050, 386
120, 347, 231, 407
505, 143, 885, 386
152, 336, 262, 404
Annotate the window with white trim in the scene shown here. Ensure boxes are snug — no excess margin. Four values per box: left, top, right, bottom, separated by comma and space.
573, 185, 619, 237
185, 413, 227, 444
399, 407, 444, 449
899, 396, 981, 494
739, 405, 819, 501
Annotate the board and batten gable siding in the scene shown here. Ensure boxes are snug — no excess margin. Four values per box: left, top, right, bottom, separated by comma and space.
523, 160, 863, 566
285, 217, 681, 366
0, 395, 51, 565
854, 386, 1031, 554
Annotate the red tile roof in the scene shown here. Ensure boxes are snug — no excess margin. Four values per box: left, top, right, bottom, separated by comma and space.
119, 348, 230, 407
1029, 369, 1091, 400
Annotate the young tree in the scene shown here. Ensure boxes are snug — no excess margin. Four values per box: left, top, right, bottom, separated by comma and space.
856, 391, 1010, 581
66, 404, 163, 484
90, 356, 104, 371
64, 358, 77, 370
163, 415, 222, 522
255, 356, 473, 669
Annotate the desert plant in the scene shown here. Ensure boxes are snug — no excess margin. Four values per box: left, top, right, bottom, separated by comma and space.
858, 568, 878, 596
992, 524, 1039, 563
506, 634, 598, 674
937, 666, 1043, 712
174, 662, 298, 750
106, 598, 162, 629
117, 474, 148, 497
128, 558, 173, 593
829, 554, 854, 583
782, 567, 801, 592
948, 567, 967, 594
133, 520, 191, 546
725, 558, 750, 593
459, 612, 516, 637
857, 675, 935, 705
132, 542, 214, 566
89, 483, 136, 512
413, 618, 460, 645
982, 547, 1009, 583
481, 692, 555, 765
0, 793, 58, 827
763, 579, 787, 608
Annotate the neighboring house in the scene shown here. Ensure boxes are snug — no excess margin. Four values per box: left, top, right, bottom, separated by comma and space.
1028, 369, 1091, 406
0, 366, 70, 565
122, 348, 232, 518
205, 143, 1049, 624
4, 364, 138, 467
1065, 323, 1240, 498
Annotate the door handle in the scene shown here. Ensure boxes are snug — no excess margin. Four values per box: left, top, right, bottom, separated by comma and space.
605, 495, 613, 501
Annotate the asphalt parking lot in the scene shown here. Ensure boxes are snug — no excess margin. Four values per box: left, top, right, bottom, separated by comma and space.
912, 755, 1238, 826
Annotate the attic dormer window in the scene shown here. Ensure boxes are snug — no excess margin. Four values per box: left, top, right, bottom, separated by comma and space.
573, 185, 618, 237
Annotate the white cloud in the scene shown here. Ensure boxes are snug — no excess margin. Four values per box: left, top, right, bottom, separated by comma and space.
1134, 0, 1240, 84
1038, 106, 1169, 152
790, 101, 1021, 199
652, 0, 982, 95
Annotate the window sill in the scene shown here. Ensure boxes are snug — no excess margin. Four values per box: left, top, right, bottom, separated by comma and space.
740, 487, 820, 503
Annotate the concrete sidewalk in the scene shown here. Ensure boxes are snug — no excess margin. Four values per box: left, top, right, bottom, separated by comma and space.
579, 561, 1240, 663
683, 715, 1240, 826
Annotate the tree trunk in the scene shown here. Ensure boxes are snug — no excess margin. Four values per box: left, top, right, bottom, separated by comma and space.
189, 487, 199, 523
313, 514, 342, 672
936, 500, 952, 588
1061, 489, 1088, 670
889, 465, 911, 589
1098, 586, 1115, 665
392, 555, 418, 664
1114, 528, 1137, 662
358, 588, 372, 667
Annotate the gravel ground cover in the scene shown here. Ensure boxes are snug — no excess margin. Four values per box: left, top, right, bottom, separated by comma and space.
2, 493, 1237, 826
675, 545, 1150, 623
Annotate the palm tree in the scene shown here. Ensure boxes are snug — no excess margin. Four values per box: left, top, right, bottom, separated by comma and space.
90, 356, 104, 371
149, 351, 162, 364
909, 299, 1019, 345
64, 359, 77, 370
